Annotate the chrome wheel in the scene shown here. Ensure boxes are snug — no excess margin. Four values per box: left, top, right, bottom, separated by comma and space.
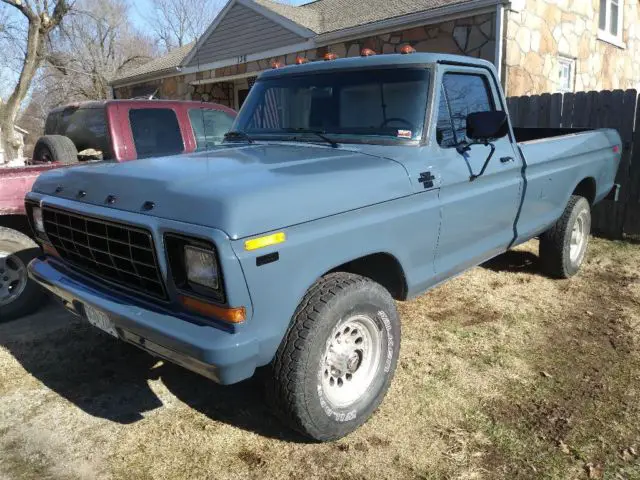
0, 251, 28, 307
320, 314, 383, 409
569, 210, 589, 264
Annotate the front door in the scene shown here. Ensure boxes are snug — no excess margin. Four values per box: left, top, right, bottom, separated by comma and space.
433, 68, 523, 279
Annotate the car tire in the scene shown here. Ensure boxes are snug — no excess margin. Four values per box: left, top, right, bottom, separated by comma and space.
539, 195, 591, 279
265, 272, 401, 442
32, 135, 78, 164
0, 227, 47, 322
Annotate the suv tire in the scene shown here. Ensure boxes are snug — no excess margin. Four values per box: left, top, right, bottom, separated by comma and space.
265, 272, 401, 441
32, 135, 78, 164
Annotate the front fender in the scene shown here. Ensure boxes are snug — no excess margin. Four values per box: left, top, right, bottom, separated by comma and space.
231, 191, 440, 366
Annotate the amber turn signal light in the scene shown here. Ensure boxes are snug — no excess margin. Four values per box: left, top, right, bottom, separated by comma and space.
179, 295, 246, 324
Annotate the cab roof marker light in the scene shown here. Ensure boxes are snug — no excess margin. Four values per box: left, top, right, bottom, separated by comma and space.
399, 45, 416, 54
361, 48, 376, 57
295, 56, 309, 65
244, 232, 286, 251
323, 52, 338, 61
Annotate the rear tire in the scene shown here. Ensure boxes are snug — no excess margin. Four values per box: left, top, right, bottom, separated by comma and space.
265, 272, 401, 442
32, 135, 78, 164
0, 227, 47, 322
539, 195, 591, 278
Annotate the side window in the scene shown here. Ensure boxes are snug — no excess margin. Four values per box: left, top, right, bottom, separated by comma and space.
64, 108, 110, 158
44, 112, 59, 134
188, 109, 235, 150
129, 108, 183, 158
439, 73, 495, 147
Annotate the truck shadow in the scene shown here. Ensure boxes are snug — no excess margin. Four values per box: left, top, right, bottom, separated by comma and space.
0, 303, 304, 442
481, 250, 542, 275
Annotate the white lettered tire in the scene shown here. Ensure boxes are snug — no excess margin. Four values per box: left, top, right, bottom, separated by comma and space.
265, 272, 401, 441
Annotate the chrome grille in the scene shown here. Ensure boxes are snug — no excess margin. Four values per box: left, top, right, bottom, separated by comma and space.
42, 208, 166, 299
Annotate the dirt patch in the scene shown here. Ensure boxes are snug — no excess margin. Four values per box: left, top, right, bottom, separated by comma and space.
1, 238, 639, 479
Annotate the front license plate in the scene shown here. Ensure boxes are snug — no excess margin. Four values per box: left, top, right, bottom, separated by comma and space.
84, 304, 119, 338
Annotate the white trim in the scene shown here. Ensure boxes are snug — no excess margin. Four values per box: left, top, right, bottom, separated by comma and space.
238, 0, 315, 38
597, 30, 626, 49
191, 70, 265, 85
314, 0, 502, 45
494, 3, 505, 81
598, 0, 624, 46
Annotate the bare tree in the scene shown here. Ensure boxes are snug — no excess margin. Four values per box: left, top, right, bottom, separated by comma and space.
144, 0, 223, 53
44, 0, 155, 103
0, 0, 72, 164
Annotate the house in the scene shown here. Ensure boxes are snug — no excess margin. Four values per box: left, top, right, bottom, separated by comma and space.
0, 125, 28, 164
110, 0, 640, 108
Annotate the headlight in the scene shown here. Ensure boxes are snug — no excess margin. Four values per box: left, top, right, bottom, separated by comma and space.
184, 245, 219, 290
32, 207, 45, 233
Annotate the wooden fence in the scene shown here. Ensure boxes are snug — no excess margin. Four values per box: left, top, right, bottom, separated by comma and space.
507, 89, 640, 239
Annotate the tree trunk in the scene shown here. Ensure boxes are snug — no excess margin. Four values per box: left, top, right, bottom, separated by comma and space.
0, 20, 42, 165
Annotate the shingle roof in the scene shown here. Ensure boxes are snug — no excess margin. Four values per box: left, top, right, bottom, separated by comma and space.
112, 42, 195, 84
254, 0, 483, 34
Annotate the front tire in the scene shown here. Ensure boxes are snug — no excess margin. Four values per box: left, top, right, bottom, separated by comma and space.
265, 272, 400, 441
0, 227, 47, 322
539, 195, 591, 278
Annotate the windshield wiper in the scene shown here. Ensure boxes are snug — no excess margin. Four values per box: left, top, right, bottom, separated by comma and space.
224, 130, 254, 144
282, 128, 339, 148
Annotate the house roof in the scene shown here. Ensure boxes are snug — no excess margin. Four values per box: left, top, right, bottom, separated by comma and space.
110, 0, 496, 86
253, 0, 484, 35
112, 42, 194, 85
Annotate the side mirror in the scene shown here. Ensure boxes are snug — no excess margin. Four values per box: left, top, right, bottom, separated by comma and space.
466, 111, 509, 142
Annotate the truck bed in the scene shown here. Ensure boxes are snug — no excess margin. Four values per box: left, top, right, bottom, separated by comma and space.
0, 165, 62, 215
513, 127, 590, 143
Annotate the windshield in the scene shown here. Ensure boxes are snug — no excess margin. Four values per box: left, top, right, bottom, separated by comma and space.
233, 67, 430, 144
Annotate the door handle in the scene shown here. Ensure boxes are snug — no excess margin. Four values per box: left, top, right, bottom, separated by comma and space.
500, 156, 514, 163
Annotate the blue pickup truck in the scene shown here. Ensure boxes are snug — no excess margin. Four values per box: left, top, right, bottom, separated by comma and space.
24, 52, 621, 441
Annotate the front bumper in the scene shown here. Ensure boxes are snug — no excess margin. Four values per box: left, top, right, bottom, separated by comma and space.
28, 256, 262, 384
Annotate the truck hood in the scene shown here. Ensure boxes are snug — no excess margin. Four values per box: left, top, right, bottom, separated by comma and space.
32, 143, 412, 239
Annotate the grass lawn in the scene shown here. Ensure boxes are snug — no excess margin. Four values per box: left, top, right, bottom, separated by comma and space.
1, 238, 639, 479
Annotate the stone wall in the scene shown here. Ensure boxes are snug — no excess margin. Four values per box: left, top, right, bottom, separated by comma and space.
505, 0, 640, 96
114, 13, 496, 107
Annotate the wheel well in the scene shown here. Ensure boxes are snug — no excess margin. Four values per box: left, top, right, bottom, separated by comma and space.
573, 177, 596, 205
328, 253, 408, 300
0, 215, 33, 237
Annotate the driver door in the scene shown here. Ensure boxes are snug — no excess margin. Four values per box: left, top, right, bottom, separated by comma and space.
433, 67, 523, 279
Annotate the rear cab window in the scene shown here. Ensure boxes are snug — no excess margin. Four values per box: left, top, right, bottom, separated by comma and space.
436, 73, 495, 148
129, 108, 184, 158
188, 109, 235, 151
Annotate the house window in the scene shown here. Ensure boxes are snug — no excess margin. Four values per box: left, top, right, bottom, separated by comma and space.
558, 57, 575, 92
599, 0, 623, 42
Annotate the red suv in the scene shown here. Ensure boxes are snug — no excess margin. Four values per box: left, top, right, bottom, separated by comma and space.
1, 100, 235, 321
33, 99, 236, 163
